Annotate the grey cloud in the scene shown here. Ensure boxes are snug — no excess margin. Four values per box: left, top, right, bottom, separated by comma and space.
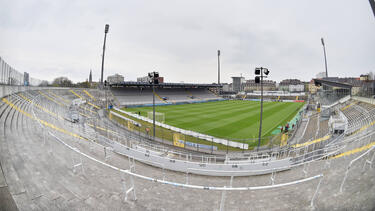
0, 0, 374, 83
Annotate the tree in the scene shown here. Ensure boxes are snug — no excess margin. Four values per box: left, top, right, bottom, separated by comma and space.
367, 71, 374, 80
52, 77, 73, 87
39, 80, 49, 87
75, 80, 90, 88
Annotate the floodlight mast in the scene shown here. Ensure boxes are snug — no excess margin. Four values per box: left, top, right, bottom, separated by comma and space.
149, 71, 159, 138
321, 38, 328, 78
254, 67, 269, 151
153, 79, 155, 137
218, 50, 221, 85
369, 0, 375, 18
100, 24, 110, 88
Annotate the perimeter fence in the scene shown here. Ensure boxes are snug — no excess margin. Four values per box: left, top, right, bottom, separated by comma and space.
0, 56, 42, 86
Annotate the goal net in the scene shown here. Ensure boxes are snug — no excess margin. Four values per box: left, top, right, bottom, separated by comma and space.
147, 112, 165, 123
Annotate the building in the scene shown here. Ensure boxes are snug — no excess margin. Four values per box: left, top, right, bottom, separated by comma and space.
221, 83, 232, 92
23, 72, 29, 86
231, 77, 245, 93
157, 77, 164, 83
303, 81, 310, 92
279, 79, 304, 92
107, 74, 124, 84
309, 80, 320, 94
360, 74, 369, 81
244, 79, 276, 92
137, 76, 149, 83
351, 81, 362, 95
137, 76, 164, 83
289, 84, 305, 92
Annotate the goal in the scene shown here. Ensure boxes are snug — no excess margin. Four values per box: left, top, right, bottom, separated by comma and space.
147, 112, 165, 123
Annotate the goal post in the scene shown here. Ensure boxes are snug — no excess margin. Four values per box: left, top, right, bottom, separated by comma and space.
147, 112, 165, 123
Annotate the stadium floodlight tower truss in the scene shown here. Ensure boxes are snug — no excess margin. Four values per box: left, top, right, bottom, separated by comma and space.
148, 71, 159, 138
254, 67, 270, 151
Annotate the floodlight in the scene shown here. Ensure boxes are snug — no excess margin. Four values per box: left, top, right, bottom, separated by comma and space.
255, 68, 261, 75
105, 24, 109, 33
255, 76, 260, 83
264, 69, 270, 75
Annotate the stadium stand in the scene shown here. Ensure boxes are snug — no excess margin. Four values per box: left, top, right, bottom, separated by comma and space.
339, 100, 375, 135
241, 94, 308, 101
1, 85, 375, 210
112, 86, 221, 106
0, 54, 375, 210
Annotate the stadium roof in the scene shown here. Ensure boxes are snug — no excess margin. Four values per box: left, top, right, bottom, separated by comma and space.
313, 78, 352, 89
110, 81, 222, 88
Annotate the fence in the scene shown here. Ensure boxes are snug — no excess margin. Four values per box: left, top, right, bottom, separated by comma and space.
111, 106, 305, 152
0, 56, 43, 86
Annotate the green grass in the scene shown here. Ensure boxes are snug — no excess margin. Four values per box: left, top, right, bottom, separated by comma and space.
123, 100, 304, 140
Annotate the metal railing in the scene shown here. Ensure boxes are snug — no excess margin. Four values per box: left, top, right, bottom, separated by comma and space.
4, 87, 375, 209
0, 57, 43, 86
339, 145, 375, 193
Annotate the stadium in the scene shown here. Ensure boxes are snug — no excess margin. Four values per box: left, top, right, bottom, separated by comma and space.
1, 1, 375, 211
1, 57, 375, 210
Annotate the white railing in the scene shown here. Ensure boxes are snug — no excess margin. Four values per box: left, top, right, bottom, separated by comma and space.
112, 108, 248, 149
339, 145, 375, 193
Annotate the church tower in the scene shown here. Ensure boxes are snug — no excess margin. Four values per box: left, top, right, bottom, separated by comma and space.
89, 69, 92, 84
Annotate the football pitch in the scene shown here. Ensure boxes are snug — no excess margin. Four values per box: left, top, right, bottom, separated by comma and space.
123, 100, 304, 140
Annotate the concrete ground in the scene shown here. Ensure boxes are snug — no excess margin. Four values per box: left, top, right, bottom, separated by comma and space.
0, 91, 374, 210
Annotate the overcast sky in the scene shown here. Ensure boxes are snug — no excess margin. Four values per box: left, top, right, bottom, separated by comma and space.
1, 0, 374, 84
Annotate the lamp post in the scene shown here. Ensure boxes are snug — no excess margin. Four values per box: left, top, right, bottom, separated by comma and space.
321, 38, 328, 78
148, 71, 159, 138
100, 24, 110, 88
254, 67, 270, 151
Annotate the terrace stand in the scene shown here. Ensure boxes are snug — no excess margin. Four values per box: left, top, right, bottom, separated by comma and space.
72, 151, 84, 175
122, 157, 137, 201
339, 146, 375, 193
310, 176, 323, 209
219, 176, 234, 211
